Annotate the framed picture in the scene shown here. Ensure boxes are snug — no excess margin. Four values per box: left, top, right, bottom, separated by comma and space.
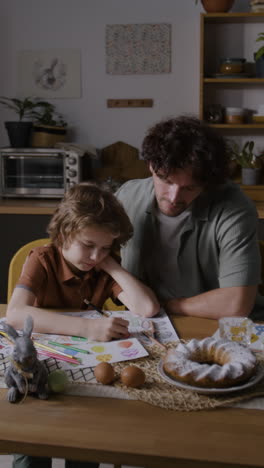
17, 49, 81, 98
106, 23, 171, 75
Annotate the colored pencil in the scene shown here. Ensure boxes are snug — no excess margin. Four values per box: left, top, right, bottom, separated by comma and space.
48, 340, 90, 355
0, 330, 79, 364
36, 348, 80, 365
142, 331, 167, 350
147, 320, 155, 337
0, 329, 76, 360
0, 330, 13, 344
33, 340, 75, 358
83, 299, 110, 317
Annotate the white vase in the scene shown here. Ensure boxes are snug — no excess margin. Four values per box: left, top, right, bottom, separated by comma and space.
242, 168, 261, 185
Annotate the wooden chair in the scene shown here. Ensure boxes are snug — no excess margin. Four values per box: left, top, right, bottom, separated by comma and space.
7, 238, 50, 302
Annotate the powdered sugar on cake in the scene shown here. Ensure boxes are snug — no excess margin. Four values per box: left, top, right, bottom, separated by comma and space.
163, 337, 257, 388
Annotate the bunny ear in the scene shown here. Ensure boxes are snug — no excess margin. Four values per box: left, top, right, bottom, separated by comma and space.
2, 322, 19, 342
23, 315, 34, 337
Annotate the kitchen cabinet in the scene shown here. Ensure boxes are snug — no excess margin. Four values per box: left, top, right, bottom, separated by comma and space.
0, 201, 55, 303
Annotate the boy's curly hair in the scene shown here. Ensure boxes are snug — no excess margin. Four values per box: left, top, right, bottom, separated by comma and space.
141, 115, 230, 186
47, 182, 133, 250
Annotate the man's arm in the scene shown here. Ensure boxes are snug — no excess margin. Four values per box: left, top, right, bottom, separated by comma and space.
165, 285, 258, 319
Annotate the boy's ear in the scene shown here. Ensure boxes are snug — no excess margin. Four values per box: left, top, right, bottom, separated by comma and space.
59, 232, 69, 248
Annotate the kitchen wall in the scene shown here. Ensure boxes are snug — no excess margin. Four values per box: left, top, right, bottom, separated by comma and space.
0, 0, 249, 151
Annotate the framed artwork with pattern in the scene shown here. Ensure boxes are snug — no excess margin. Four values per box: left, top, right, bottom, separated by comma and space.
106, 23, 171, 75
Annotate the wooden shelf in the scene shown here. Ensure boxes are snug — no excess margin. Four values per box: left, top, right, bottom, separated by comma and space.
209, 124, 264, 129
241, 184, 264, 202
200, 12, 264, 136
240, 185, 264, 218
204, 78, 264, 84
203, 12, 264, 24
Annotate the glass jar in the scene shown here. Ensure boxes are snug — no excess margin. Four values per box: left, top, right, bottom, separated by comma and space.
225, 107, 245, 124
219, 58, 246, 74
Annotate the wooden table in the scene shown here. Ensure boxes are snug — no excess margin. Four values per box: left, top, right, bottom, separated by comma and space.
0, 305, 263, 468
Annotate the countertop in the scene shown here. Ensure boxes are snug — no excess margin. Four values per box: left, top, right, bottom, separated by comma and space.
0, 197, 264, 218
0, 199, 57, 215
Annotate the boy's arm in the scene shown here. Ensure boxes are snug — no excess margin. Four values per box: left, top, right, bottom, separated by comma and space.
99, 255, 160, 317
6, 287, 129, 341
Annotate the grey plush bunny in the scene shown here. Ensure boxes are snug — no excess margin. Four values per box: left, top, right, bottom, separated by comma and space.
3, 315, 49, 403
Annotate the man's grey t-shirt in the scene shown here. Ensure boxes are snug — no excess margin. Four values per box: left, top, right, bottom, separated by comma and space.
116, 177, 263, 317
151, 205, 191, 301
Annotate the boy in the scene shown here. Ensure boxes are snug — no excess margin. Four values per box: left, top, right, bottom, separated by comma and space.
7, 182, 160, 340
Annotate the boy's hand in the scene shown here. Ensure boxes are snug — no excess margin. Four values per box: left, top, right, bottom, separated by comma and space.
84, 317, 129, 341
97, 255, 120, 275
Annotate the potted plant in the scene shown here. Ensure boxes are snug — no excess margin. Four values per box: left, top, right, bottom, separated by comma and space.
229, 140, 262, 185
194, 0, 235, 13
254, 32, 264, 78
31, 102, 67, 148
0, 96, 51, 147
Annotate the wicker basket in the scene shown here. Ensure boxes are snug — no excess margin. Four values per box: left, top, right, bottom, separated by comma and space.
31, 124, 67, 148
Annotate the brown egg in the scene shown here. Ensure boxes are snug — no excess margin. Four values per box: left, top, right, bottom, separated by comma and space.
94, 362, 115, 385
120, 365, 146, 388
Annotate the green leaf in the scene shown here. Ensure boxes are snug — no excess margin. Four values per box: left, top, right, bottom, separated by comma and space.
255, 46, 264, 61
256, 33, 264, 42
0, 96, 66, 125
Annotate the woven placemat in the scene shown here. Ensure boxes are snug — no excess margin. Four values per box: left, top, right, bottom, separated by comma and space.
109, 343, 264, 411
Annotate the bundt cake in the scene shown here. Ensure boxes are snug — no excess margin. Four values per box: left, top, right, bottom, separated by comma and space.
163, 337, 257, 388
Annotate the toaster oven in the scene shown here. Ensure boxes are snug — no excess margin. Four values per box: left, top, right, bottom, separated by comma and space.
0, 147, 92, 198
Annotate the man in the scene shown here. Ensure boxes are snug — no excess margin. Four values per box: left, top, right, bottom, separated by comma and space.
116, 115, 263, 320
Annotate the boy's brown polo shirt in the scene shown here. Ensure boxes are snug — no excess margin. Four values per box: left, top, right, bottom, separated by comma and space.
17, 244, 122, 309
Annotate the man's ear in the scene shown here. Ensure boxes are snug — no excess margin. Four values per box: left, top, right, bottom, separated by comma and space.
149, 163, 154, 175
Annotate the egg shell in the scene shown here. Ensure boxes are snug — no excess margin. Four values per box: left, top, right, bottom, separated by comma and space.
121, 365, 146, 388
94, 362, 115, 385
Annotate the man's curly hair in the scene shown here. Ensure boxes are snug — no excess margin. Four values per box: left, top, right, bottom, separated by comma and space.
141, 115, 230, 186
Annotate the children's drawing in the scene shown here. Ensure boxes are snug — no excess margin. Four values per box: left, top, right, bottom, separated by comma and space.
96, 354, 112, 362
91, 345, 105, 353
120, 348, 140, 359
0, 308, 178, 387
118, 341, 133, 348
0, 324, 148, 372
